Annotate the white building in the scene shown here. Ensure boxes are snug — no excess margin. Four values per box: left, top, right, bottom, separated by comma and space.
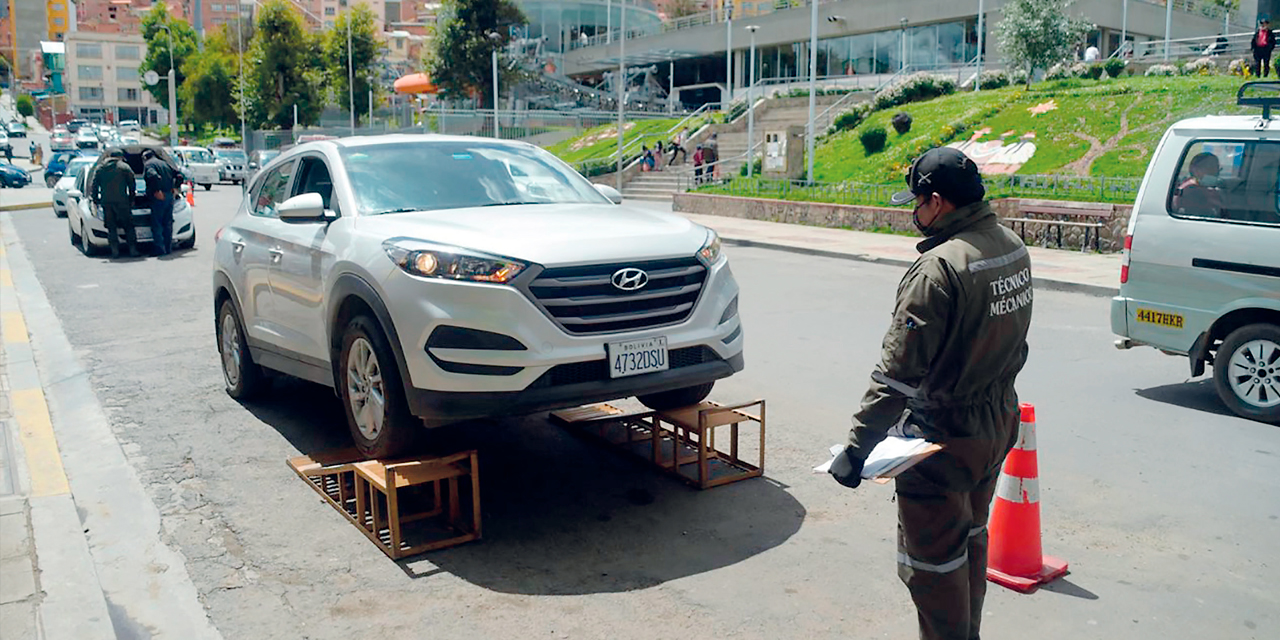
63, 29, 159, 124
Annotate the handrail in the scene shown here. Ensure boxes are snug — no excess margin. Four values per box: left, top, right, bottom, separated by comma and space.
1129, 31, 1256, 61
669, 102, 720, 135
671, 139, 765, 192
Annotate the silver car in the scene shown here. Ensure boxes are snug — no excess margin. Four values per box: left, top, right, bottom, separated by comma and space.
213, 148, 249, 184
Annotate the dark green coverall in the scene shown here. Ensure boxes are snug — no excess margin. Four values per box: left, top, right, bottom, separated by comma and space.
847, 200, 1034, 640
92, 155, 138, 257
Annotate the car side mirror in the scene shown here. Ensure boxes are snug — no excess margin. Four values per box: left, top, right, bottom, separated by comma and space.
249, 162, 257, 169
68, 189, 82, 199
595, 183, 623, 204
277, 192, 327, 222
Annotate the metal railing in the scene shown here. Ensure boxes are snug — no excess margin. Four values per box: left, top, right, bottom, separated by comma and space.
1128, 31, 1256, 61
672, 139, 765, 192
570, 108, 720, 176
689, 173, 1142, 205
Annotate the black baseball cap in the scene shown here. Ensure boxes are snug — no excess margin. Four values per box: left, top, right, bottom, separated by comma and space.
889, 146, 986, 206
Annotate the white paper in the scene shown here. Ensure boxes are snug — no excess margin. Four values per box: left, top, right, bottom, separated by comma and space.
815, 437, 935, 478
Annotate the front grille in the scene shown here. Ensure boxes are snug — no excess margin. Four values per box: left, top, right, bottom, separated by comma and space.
526, 257, 708, 335
529, 346, 719, 389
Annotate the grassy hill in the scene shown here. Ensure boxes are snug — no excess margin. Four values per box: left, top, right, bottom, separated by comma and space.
543, 116, 709, 166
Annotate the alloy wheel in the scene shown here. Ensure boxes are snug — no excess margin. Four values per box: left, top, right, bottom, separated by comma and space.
346, 337, 386, 441
1227, 339, 1280, 409
220, 312, 242, 388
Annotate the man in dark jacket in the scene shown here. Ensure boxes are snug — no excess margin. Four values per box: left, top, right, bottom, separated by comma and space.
143, 149, 177, 256
91, 149, 138, 258
829, 147, 1033, 640
1253, 16, 1275, 78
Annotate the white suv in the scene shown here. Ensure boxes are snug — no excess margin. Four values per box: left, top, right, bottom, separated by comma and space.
213, 135, 745, 456
1112, 82, 1279, 423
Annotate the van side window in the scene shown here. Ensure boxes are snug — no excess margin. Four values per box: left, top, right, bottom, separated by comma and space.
1167, 141, 1280, 226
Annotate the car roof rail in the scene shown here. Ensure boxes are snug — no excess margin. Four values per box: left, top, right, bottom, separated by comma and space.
1236, 81, 1280, 120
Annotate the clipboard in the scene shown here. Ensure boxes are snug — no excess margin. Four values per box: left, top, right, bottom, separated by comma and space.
867, 442, 943, 484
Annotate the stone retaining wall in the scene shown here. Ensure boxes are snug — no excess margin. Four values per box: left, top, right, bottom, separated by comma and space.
673, 192, 1133, 253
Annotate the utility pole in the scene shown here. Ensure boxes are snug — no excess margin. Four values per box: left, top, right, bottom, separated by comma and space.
746, 25, 758, 179
806, 0, 817, 184
348, 17, 355, 134
725, 4, 733, 104
616, 6, 626, 191
236, 2, 246, 148
492, 48, 499, 137
159, 22, 178, 147
1164, 0, 1173, 61
1121, 0, 1128, 57
975, 0, 984, 91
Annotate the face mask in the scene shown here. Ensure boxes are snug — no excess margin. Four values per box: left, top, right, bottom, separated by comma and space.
912, 198, 931, 233
1198, 175, 1221, 188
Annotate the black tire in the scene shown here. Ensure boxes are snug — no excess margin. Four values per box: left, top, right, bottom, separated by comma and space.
216, 299, 268, 399
68, 218, 79, 246
1212, 323, 1280, 424
79, 219, 98, 256
178, 227, 196, 250
637, 382, 715, 411
202, 183, 212, 191
338, 315, 418, 458
45, 175, 57, 188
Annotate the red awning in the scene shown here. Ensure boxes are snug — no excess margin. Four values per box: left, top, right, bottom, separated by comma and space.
393, 73, 438, 95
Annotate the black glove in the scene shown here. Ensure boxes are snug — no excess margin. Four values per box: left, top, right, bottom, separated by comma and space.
829, 447, 865, 489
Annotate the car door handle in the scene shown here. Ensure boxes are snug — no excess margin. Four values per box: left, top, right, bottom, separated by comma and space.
230, 240, 246, 252
269, 247, 283, 263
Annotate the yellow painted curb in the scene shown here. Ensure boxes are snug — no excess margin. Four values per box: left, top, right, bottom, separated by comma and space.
2, 311, 28, 343
12, 388, 71, 497
0, 267, 11, 288
0, 202, 50, 212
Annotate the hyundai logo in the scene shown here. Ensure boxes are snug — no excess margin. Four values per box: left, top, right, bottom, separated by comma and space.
611, 268, 649, 291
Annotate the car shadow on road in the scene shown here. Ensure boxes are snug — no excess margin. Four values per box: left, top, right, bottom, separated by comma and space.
1134, 379, 1238, 420
241, 381, 806, 596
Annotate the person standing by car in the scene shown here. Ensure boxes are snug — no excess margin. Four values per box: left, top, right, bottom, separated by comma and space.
827, 147, 1033, 640
92, 149, 139, 259
143, 149, 177, 256
1253, 16, 1275, 78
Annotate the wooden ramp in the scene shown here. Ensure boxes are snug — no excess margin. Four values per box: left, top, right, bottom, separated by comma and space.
288, 449, 481, 560
551, 400, 766, 489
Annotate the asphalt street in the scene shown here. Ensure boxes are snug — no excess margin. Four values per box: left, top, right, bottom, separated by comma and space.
5, 184, 1278, 639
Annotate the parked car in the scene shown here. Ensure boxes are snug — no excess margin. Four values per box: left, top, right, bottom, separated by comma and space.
65, 145, 195, 255
120, 135, 141, 146
51, 155, 100, 217
0, 131, 9, 155
6, 121, 26, 138
0, 160, 31, 188
65, 119, 89, 134
170, 146, 219, 190
1112, 82, 1280, 423
76, 131, 100, 150
212, 148, 249, 184
44, 150, 89, 187
119, 119, 141, 133
213, 134, 744, 457
247, 149, 281, 175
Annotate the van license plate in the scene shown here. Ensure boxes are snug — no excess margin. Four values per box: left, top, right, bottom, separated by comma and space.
607, 336, 669, 379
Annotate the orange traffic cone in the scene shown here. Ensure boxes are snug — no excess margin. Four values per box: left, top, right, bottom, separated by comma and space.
186, 182, 195, 207
986, 403, 1068, 592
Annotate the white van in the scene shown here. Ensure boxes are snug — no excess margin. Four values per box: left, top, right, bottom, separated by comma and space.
1112, 82, 1280, 423
170, 146, 220, 190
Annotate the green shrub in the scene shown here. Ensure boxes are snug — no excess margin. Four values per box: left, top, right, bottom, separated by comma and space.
1103, 58, 1125, 78
1009, 68, 1030, 86
859, 126, 888, 155
1145, 64, 1178, 77
1183, 57, 1217, 76
15, 94, 35, 118
1045, 62, 1073, 81
832, 103, 872, 133
1086, 63, 1105, 80
874, 73, 956, 110
739, 157, 763, 176
977, 70, 1010, 89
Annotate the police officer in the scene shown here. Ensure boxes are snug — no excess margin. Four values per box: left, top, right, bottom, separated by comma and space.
829, 147, 1033, 640
92, 149, 139, 259
143, 149, 177, 256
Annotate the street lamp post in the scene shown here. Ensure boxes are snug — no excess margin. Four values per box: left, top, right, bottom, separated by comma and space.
746, 25, 758, 179
975, 0, 984, 91
900, 18, 908, 72
157, 22, 179, 147
725, 4, 733, 104
348, 18, 355, 135
806, 0, 817, 184
615, 5, 626, 191
1164, 0, 1173, 61
236, 2, 246, 149
1120, 0, 1128, 57
492, 48, 500, 137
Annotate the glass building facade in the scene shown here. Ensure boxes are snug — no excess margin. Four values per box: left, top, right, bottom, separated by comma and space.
521, 0, 663, 55
753, 19, 980, 81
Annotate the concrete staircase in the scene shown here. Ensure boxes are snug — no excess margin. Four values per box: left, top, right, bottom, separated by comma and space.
622, 171, 684, 202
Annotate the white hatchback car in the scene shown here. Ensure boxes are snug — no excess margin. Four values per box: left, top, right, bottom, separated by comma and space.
1112, 83, 1279, 423
171, 146, 220, 190
212, 135, 744, 457
66, 147, 194, 255
52, 155, 100, 217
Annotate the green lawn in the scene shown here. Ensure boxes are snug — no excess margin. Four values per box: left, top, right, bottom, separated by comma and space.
543, 116, 709, 165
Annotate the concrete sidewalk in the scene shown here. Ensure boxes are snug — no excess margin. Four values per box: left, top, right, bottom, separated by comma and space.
0, 187, 53, 213
678, 212, 1122, 297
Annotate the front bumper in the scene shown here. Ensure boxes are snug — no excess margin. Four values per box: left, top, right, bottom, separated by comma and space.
219, 167, 247, 181
377, 254, 745, 418
85, 205, 194, 246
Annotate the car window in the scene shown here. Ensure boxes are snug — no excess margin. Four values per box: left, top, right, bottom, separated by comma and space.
182, 149, 215, 163
1168, 140, 1280, 226
292, 156, 338, 215
251, 160, 296, 218
338, 141, 610, 215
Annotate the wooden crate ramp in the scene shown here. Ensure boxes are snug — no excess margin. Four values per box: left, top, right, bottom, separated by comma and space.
551, 400, 765, 489
287, 448, 481, 559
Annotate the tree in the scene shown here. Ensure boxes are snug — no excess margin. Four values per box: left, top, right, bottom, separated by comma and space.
139, 3, 201, 118
245, 0, 323, 129
426, 0, 527, 105
181, 26, 239, 129
668, 0, 701, 19
15, 94, 35, 118
994, 0, 1090, 88
324, 3, 383, 123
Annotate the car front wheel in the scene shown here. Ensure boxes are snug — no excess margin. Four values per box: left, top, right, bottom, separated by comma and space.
339, 315, 418, 458
216, 299, 267, 399
202, 183, 212, 191
1212, 323, 1280, 424
637, 382, 715, 411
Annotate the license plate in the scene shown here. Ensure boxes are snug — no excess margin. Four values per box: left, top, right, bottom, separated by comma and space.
135, 227, 152, 241
607, 336, 669, 379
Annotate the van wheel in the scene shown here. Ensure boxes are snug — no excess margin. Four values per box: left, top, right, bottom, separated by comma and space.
202, 183, 212, 191
1212, 323, 1280, 424
216, 299, 267, 399
638, 382, 714, 411
339, 315, 418, 459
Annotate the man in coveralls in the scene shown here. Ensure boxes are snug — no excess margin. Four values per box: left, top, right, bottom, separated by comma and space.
143, 149, 177, 256
829, 147, 1033, 640
92, 149, 139, 259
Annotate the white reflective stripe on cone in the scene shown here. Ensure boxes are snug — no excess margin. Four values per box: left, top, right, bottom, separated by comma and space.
968, 524, 987, 538
1015, 420, 1037, 451
897, 551, 968, 574
995, 473, 1040, 505
872, 370, 919, 398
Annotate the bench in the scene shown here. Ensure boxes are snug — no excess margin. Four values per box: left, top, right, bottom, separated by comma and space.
1002, 203, 1115, 252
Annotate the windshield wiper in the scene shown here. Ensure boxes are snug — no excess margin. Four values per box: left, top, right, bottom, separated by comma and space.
368, 207, 423, 216
477, 200, 543, 207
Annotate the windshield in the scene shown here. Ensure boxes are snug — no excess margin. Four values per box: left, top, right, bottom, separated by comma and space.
339, 141, 610, 215
215, 150, 247, 161
66, 157, 98, 174
184, 150, 215, 163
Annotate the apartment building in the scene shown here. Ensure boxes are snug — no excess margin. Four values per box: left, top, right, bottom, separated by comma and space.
63, 29, 159, 123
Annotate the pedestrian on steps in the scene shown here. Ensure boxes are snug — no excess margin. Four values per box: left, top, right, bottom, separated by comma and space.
92, 149, 139, 259
1252, 16, 1275, 78
828, 147, 1034, 640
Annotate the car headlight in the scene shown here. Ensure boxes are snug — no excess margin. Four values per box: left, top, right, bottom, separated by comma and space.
697, 229, 723, 266
382, 238, 526, 284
